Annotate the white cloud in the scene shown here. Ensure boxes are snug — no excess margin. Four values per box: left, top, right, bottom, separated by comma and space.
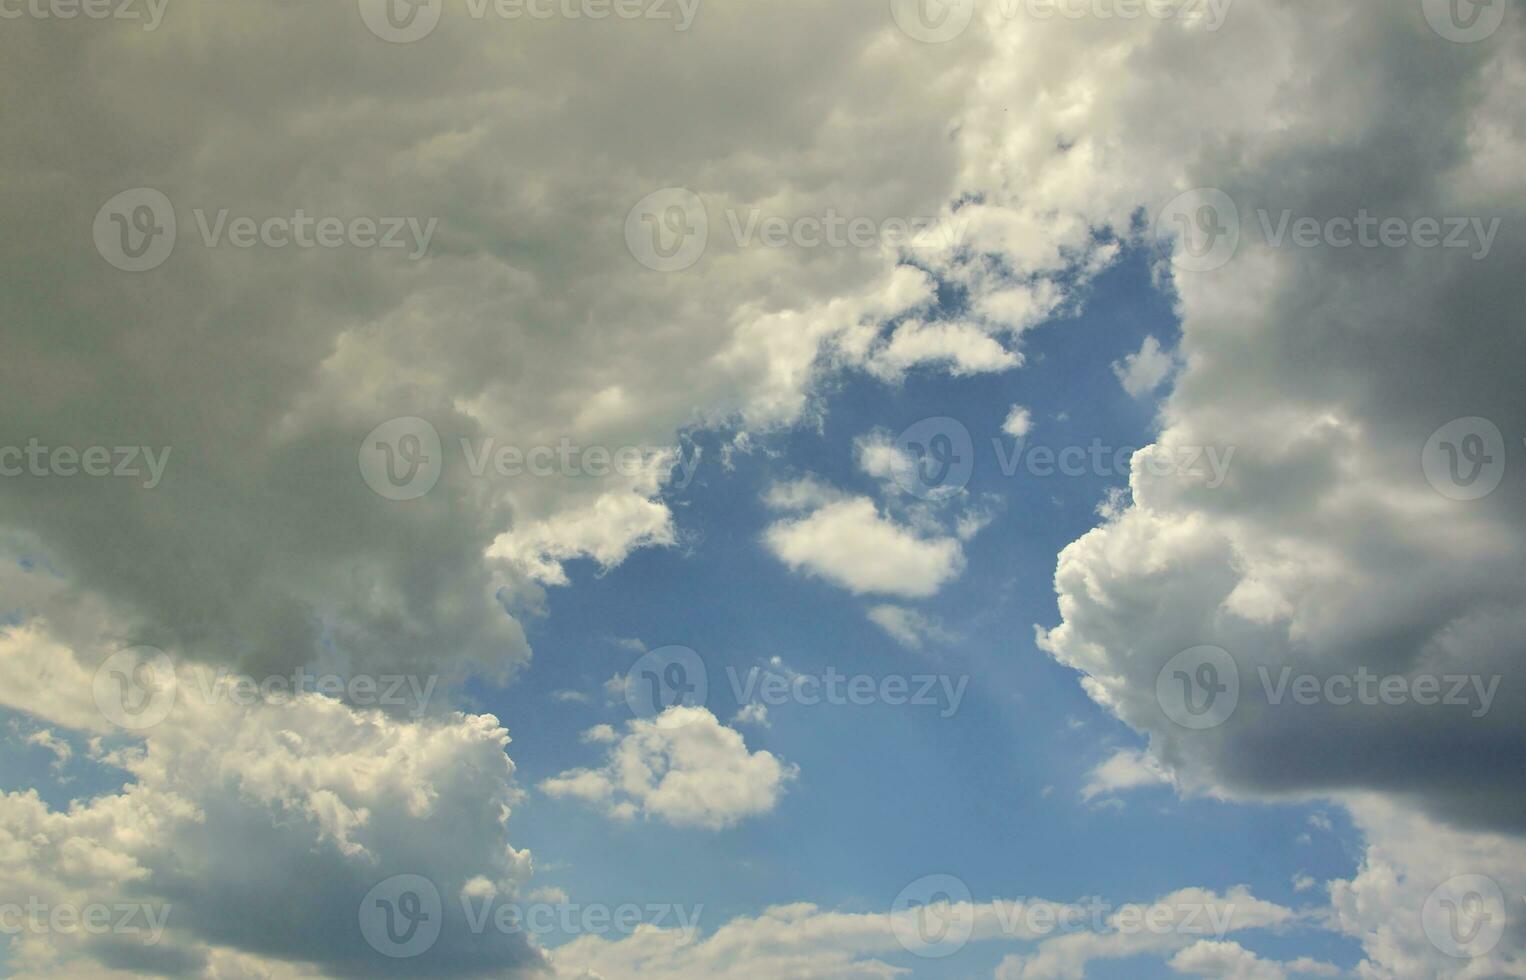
540, 707, 797, 831
0, 610, 544, 978
1003, 405, 1034, 439
1169, 940, 1337, 980
1080, 749, 1174, 803
1111, 335, 1175, 398
763, 494, 965, 599
556, 885, 1293, 980
866, 605, 951, 650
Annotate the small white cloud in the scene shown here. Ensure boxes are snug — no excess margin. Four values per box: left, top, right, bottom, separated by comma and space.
866, 605, 951, 650
1111, 335, 1175, 397
733, 702, 770, 728
552, 690, 590, 703
1002, 405, 1033, 438
763, 492, 964, 599
581, 724, 619, 744
1081, 748, 1174, 803
541, 707, 797, 830
25, 728, 72, 769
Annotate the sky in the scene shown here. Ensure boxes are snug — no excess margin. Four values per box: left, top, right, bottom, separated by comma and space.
1, 1, 1524, 978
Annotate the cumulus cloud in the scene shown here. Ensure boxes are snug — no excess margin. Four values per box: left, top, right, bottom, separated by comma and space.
1112, 336, 1175, 398
763, 490, 966, 599
540, 707, 797, 830
0, 603, 545, 979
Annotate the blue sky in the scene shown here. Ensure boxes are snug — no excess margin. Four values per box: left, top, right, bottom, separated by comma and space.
477, 247, 1364, 975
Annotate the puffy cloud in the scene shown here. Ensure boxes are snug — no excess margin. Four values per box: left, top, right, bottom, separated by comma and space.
1079, 748, 1174, 803
1003, 406, 1034, 439
1112, 336, 1175, 398
540, 707, 796, 830
1023, 4, 1526, 976
763, 493, 965, 599
0, 604, 545, 979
